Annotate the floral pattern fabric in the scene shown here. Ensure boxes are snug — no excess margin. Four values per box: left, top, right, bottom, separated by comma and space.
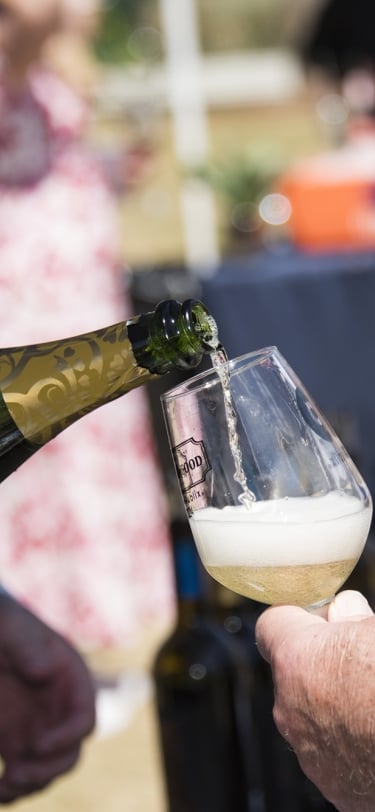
0, 68, 174, 648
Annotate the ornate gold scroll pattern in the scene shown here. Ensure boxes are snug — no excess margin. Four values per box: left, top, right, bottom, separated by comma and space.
0, 325, 152, 444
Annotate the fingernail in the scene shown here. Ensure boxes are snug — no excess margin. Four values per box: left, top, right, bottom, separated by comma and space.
328, 590, 374, 621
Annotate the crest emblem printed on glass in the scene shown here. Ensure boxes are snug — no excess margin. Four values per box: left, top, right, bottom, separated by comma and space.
173, 437, 211, 493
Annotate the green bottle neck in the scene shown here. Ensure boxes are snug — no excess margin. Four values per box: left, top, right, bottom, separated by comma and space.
128, 299, 219, 374
0, 298, 219, 449
177, 596, 205, 628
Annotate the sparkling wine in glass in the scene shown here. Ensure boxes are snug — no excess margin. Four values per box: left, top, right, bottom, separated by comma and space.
161, 347, 372, 611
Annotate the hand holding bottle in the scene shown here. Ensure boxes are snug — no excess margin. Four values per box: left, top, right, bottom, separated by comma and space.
255, 590, 375, 811
0, 591, 95, 803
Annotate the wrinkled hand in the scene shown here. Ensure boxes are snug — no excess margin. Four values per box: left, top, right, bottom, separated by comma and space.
255, 590, 375, 812
0, 592, 95, 804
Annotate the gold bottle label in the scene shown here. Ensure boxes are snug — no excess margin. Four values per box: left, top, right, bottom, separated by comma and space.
0, 326, 154, 445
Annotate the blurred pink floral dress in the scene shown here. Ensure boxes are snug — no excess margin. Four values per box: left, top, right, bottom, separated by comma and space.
0, 67, 174, 648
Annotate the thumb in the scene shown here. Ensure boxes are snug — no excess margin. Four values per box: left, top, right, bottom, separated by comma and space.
255, 604, 325, 664
328, 590, 374, 622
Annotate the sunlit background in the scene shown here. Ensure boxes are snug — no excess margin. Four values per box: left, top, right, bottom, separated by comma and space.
86, 0, 333, 269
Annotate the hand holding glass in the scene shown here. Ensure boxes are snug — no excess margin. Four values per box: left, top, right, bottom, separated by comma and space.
162, 348, 372, 610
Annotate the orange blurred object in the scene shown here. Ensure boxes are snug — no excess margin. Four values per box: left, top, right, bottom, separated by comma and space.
276, 125, 375, 251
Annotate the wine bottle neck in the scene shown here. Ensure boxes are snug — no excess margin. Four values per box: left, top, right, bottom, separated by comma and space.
127, 299, 219, 374
0, 298, 219, 451
177, 596, 204, 627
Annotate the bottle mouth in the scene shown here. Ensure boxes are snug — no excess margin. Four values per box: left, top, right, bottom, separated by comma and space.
182, 300, 219, 351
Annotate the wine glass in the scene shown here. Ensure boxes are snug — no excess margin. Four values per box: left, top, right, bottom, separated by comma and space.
161, 347, 372, 611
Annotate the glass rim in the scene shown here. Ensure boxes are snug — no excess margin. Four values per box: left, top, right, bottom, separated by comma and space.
160, 345, 279, 403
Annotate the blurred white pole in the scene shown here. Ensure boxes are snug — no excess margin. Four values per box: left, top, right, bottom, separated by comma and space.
158, 0, 220, 276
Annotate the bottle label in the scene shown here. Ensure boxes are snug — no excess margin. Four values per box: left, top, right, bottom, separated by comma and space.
0, 327, 147, 444
172, 437, 211, 512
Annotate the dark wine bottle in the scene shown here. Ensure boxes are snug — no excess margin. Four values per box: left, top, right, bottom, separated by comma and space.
212, 586, 337, 811
0, 299, 218, 481
152, 520, 262, 812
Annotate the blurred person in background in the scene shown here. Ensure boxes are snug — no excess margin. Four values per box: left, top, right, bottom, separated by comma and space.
302, 0, 375, 135
275, 0, 375, 251
301, 0, 375, 87
0, 0, 173, 671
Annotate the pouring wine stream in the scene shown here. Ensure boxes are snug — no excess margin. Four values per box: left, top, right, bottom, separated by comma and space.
211, 346, 256, 508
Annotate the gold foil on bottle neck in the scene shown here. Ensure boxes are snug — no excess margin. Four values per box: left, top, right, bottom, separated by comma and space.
0, 327, 155, 444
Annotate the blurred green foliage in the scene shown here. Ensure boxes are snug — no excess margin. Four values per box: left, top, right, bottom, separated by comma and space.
93, 0, 160, 64
193, 150, 280, 209
192, 149, 285, 251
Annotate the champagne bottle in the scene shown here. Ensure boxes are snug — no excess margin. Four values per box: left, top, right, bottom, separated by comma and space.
212, 586, 336, 811
152, 520, 257, 812
0, 299, 218, 481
